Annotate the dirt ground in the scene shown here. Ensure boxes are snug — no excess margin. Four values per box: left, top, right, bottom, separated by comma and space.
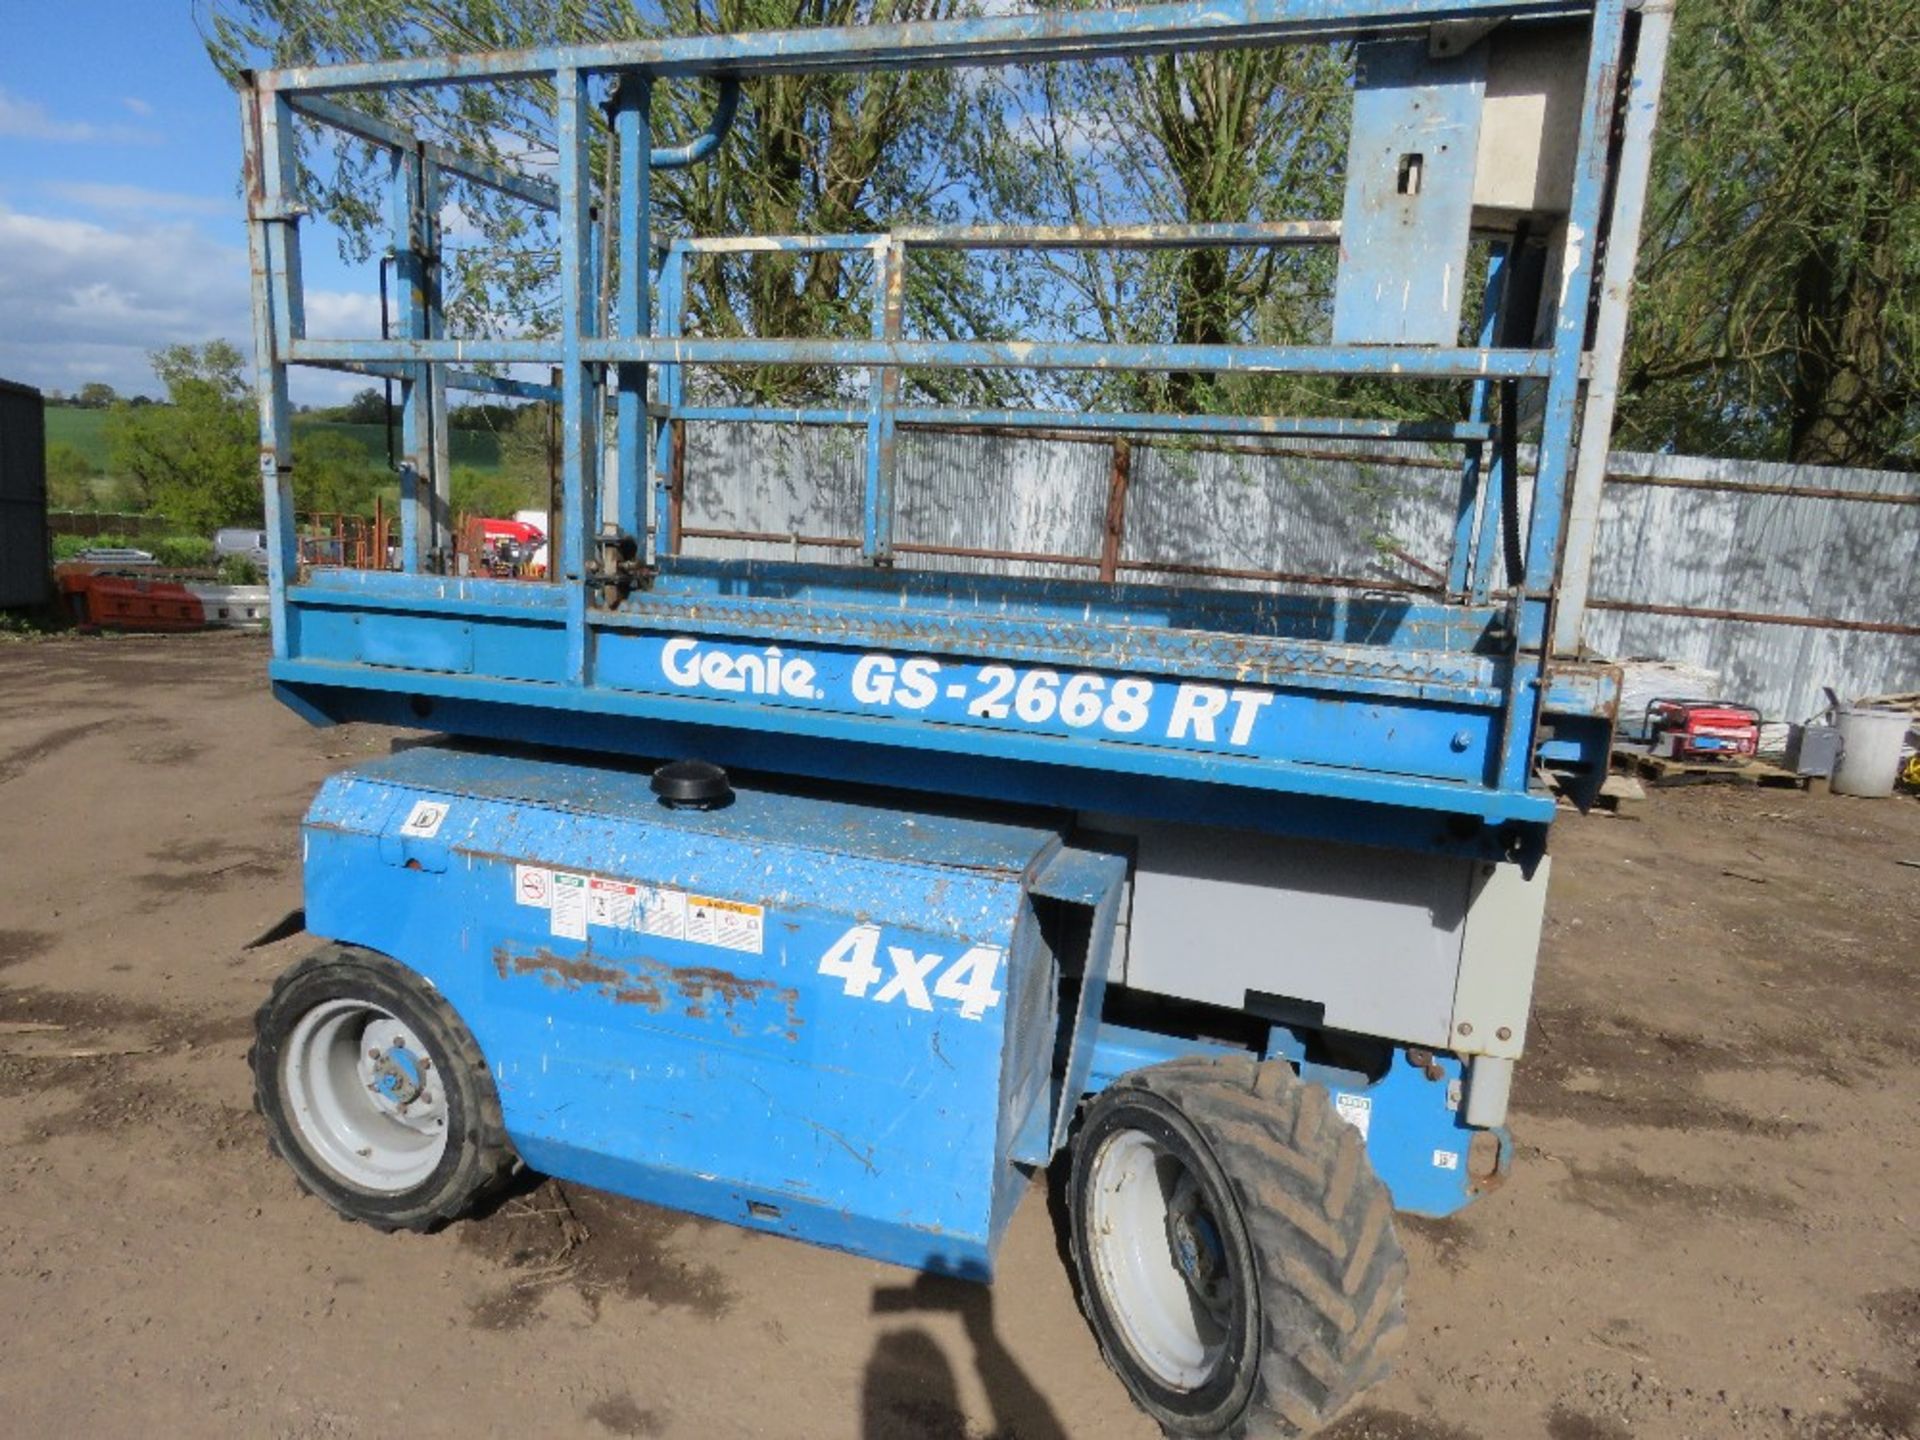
0, 631, 1915, 1440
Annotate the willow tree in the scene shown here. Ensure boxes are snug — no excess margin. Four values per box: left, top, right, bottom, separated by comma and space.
202, 0, 1008, 403
1621, 0, 1919, 469
975, 42, 1355, 415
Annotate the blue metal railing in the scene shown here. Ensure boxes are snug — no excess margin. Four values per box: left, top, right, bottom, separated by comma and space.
644, 223, 1520, 574
239, 0, 1656, 837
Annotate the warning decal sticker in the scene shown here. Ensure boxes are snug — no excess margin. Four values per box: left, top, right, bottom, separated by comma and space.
399, 799, 449, 839
514, 865, 552, 908
1334, 1092, 1373, 1141
515, 866, 761, 954
635, 885, 689, 941
686, 895, 765, 955
588, 877, 638, 930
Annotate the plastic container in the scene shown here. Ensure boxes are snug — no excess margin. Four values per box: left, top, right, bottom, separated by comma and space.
1831, 707, 1912, 798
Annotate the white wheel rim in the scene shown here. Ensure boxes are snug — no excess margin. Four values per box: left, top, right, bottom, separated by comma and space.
282, 998, 449, 1193
1085, 1126, 1235, 1392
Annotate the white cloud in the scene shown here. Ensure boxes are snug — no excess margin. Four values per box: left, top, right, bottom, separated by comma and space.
43, 181, 229, 217
123, 96, 155, 117
0, 202, 374, 404
0, 88, 161, 145
303, 289, 384, 337
439, 201, 483, 241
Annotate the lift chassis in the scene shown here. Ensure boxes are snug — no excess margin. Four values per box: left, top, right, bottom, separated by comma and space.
239, 2, 1668, 1433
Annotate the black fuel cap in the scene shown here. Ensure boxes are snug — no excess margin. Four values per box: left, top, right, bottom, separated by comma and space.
651, 759, 733, 810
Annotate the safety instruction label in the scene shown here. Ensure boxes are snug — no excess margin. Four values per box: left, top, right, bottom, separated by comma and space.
399, 799, 449, 839
549, 871, 588, 941
511, 864, 761, 954
686, 895, 765, 954
635, 884, 690, 939
588, 877, 638, 930
1334, 1092, 1373, 1141
513, 864, 551, 907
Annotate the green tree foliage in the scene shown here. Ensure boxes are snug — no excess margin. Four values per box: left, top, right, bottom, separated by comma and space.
106, 342, 260, 533
45, 442, 97, 510
303, 387, 391, 425
201, 1, 1917, 466
451, 464, 542, 518
341, 387, 390, 426
75, 382, 119, 410
498, 401, 558, 489
203, 0, 1001, 404
294, 427, 386, 514
448, 401, 518, 432
977, 41, 1354, 415
1622, 0, 1918, 468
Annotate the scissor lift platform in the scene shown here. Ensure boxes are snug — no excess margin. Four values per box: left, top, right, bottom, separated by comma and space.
236, 2, 1669, 1433
277, 558, 1618, 852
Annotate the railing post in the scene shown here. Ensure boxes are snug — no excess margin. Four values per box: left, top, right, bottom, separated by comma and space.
863, 238, 905, 564
557, 68, 596, 684
668, 418, 686, 549
1495, 0, 1628, 792
1100, 437, 1132, 583
1450, 242, 1506, 597
546, 364, 562, 576
1553, 0, 1676, 657
652, 245, 685, 559
241, 84, 300, 654
614, 77, 652, 553
424, 156, 452, 570
390, 142, 432, 574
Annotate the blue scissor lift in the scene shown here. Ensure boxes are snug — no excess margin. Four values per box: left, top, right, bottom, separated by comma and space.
239, 2, 1670, 1433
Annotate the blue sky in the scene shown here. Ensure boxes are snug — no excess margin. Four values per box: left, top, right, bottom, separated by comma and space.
0, 2, 366, 402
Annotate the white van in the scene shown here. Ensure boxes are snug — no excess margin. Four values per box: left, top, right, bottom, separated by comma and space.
213, 528, 270, 570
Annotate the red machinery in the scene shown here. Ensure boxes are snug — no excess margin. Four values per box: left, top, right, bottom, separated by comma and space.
460, 517, 546, 578
1645, 698, 1763, 760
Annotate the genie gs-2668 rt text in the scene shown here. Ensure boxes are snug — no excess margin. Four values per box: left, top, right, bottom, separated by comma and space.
237, 2, 1669, 1432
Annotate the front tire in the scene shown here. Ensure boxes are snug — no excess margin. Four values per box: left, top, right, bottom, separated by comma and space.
250, 944, 516, 1233
1069, 1054, 1407, 1438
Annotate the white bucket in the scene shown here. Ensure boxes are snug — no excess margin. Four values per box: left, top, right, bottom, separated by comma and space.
1831, 707, 1912, 798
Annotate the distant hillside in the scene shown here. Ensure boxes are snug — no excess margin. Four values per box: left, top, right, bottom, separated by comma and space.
45, 407, 504, 475
44, 407, 115, 469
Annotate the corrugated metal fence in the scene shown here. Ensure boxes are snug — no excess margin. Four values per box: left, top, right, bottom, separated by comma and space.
674, 422, 1917, 724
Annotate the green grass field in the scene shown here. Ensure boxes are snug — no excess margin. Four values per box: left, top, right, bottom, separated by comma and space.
43, 407, 114, 469
45, 407, 504, 475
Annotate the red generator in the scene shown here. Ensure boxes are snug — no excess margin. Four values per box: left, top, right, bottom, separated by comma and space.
1645, 698, 1763, 760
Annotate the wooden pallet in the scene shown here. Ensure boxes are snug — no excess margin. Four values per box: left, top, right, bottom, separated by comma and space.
1611, 747, 1825, 792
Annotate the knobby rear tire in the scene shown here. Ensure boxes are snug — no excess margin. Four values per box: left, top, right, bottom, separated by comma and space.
1070, 1053, 1408, 1438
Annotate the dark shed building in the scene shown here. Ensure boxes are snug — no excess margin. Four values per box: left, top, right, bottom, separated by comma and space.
0, 379, 49, 609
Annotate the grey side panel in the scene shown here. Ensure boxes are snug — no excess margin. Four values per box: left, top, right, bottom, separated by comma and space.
1449, 856, 1550, 1059
1110, 818, 1472, 1048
